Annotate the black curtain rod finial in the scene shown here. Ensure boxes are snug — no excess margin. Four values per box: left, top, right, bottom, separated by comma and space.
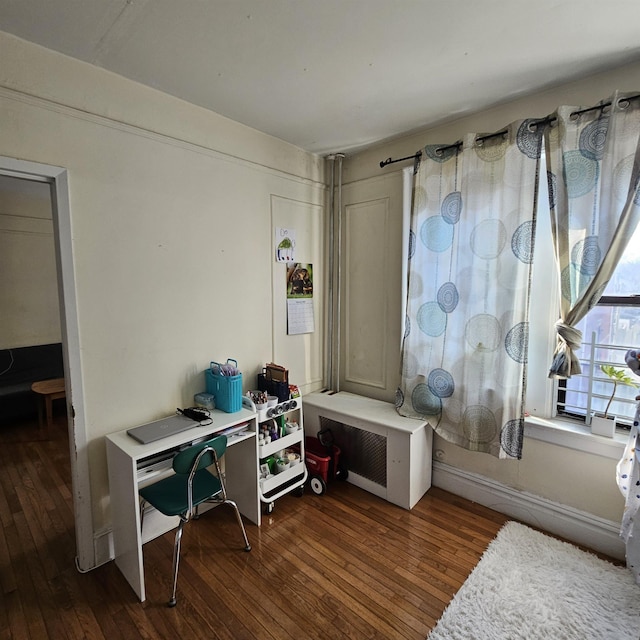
380, 152, 422, 169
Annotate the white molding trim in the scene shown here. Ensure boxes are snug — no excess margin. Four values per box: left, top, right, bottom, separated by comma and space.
0, 86, 325, 190
343, 197, 390, 390
432, 460, 625, 560
342, 165, 405, 188
0, 155, 94, 571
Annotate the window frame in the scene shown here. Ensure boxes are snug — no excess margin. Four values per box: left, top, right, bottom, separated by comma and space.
555, 296, 640, 429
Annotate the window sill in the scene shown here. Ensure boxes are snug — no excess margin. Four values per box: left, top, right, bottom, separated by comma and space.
524, 415, 627, 460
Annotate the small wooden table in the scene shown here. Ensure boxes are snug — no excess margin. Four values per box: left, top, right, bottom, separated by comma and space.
31, 378, 66, 435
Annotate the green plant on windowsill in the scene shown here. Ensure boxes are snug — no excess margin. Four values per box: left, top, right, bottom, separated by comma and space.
600, 365, 639, 419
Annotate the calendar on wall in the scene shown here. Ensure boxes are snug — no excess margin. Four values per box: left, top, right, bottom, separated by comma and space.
286, 262, 314, 335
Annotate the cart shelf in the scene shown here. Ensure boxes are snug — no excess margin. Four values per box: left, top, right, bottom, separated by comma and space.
250, 393, 307, 513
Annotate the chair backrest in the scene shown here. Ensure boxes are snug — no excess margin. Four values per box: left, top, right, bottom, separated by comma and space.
172, 435, 228, 475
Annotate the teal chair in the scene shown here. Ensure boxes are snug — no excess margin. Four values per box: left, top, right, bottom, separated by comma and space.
139, 435, 251, 606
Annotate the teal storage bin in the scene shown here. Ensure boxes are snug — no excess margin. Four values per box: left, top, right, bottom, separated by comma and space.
205, 360, 242, 413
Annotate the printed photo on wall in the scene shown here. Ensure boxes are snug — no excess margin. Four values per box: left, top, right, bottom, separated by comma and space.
286, 262, 314, 335
287, 263, 313, 298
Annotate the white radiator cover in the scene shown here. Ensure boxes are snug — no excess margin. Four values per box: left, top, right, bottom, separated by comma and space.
303, 391, 432, 509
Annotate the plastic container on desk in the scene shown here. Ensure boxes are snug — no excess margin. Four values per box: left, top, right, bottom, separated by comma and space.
205, 359, 242, 413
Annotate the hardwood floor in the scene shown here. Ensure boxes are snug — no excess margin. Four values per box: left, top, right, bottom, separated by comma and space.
0, 411, 512, 639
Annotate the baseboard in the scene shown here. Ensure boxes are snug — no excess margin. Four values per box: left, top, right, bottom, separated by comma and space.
432, 461, 625, 560
93, 527, 114, 568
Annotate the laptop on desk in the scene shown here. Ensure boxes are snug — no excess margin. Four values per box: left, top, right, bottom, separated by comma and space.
127, 414, 200, 444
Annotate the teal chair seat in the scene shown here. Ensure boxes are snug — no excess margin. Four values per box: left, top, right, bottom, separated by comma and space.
139, 435, 251, 606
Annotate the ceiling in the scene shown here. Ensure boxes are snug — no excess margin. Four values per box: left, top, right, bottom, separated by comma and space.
3, 0, 640, 156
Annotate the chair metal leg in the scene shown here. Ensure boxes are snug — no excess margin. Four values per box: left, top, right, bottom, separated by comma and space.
168, 521, 185, 607
225, 499, 252, 552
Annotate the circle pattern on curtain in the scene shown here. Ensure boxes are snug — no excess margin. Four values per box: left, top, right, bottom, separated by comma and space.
466, 314, 502, 352
417, 301, 447, 337
462, 405, 497, 444
505, 322, 529, 364
428, 368, 455, 398
511, 220, 535, 263
571, 236, 601, 276
563, 150, 598, 198
517, 119, 543, 159
411, 383, 442, 416
437, 282, 459, 313
441, 191, 462, 224
421, 216, 454, 252
501, 419, 525, 458
579, 118, 608, 160
470, 219, 507, 259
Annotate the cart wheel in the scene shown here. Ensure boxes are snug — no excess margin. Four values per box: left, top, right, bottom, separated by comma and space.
265, 502, 275, 514
336, 463, 349, 481
294, 485, 305, 497
309, 475, 326, 495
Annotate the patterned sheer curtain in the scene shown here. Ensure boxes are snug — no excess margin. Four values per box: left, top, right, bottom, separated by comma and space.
546, 91, 640, 378
397, 122, 542, 458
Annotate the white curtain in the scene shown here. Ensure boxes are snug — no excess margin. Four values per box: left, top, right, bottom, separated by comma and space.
546, 91, 640, 378
397, 121, 542, 458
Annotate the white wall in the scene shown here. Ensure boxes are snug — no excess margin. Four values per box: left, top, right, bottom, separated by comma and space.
0, 176, 61, 348
342, 60, 640, 524
0, 31, 325, 544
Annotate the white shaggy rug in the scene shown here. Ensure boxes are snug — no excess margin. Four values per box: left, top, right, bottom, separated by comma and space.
427, 521, 640, 640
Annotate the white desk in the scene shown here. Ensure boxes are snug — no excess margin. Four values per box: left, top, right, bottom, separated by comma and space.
106, 406, 260, 602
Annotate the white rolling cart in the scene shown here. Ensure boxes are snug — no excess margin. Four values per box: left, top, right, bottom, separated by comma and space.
250, 393, 308, 514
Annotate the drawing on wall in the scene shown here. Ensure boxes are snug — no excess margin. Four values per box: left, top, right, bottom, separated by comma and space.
286, 262, 314, 334
275, 227, 296, 262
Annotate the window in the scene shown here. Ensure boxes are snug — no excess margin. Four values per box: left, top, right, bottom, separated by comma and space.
526, 163, 640, 428
557, 248, 640, 427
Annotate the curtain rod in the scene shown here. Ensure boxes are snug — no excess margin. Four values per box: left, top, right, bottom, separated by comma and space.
379, 94, 640, 169
379, 152, 421, 168
570, 93, 640, 118
379, 127, 515, 169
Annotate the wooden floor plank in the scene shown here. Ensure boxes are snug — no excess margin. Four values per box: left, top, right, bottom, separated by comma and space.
3, 411, 611, 639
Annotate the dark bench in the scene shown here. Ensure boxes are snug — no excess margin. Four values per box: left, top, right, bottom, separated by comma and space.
0, 343, 64, 425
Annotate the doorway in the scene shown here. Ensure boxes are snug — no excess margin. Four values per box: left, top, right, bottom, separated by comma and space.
0, 156, 93, 572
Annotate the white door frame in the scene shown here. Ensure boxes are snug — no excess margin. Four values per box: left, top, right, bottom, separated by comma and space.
0, 155, 93, 571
